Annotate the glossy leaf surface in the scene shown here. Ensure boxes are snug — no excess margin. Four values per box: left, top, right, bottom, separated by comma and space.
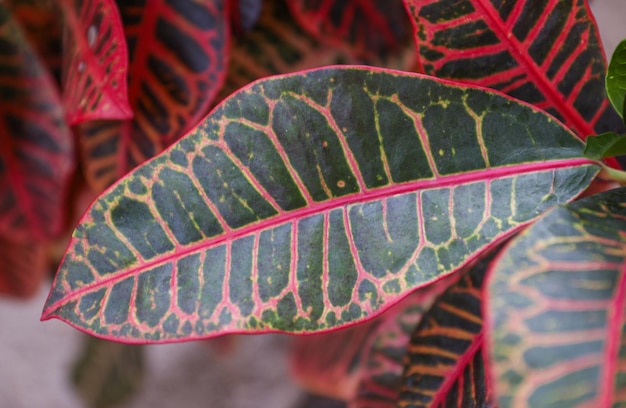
607, 39, 626, 119
60, 0, 132, 124
583, 131, 626, 160
43, 67, 599, 343
487, 187, 626, 407
398, 252, 495, 408
0, 4, 74, 242
286, 0, 414, 62
404, 0, 624, 140
80, 0, 229, 192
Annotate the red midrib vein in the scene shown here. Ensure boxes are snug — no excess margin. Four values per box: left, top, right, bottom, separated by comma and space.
46, 157, 598, 311
475, 0, 594, 137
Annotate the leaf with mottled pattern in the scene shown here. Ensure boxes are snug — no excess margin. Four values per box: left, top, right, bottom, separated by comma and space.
43, 67, 598, 343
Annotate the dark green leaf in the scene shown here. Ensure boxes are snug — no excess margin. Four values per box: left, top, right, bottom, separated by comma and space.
607, 39, 626, 119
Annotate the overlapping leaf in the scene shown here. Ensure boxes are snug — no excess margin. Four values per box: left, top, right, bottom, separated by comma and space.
291, 316, 378, 400
216, 0, 415, 105
43, 67, 599, 343
351, 279, 451, 408
0, 4, 74, 242
398, 251, 496, 408
79, 0, 229, 192
286, 0, 414, 62
60, 0, 132, 124
404, 0, 624, 140
291, 281, 447, 403
487, 187, 626, 407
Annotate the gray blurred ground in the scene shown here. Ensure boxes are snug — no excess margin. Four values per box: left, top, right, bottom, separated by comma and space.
1, 1, 625, 407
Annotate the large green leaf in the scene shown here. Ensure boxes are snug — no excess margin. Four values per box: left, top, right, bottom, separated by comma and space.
486, 187, 626, 407
607, 39, 626, 120
43, 66, 599, 343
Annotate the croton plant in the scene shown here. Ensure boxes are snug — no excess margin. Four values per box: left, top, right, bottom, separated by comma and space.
3, 0, 626, 406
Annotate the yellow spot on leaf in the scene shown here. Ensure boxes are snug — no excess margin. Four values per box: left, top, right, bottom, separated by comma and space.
337, 180, 345, 188
438, 149, 444, 156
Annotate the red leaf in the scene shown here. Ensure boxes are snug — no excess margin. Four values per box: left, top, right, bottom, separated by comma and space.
0, 4, 74, 242
404, 0, 624, 141
286, 0, 414, 62
4, 0, 63, 79
0, 237, 48, 298
79, 0, 230, 192
60, 0, 132, 124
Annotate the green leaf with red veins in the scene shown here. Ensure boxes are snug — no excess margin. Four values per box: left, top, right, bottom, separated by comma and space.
60, 0, 132, 124
486, 187, 626, 408
79, 0, 229, 192
397, 250, 497, 408
286, 0, 414, 63
43, 67, 598, 343
0, 4, 74, 243
404, 0, 624, 142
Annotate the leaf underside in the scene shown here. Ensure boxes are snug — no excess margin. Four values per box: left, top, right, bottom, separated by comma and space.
405, 0, 624, 140
43, 67, 598, 343
487, 187, 626, 407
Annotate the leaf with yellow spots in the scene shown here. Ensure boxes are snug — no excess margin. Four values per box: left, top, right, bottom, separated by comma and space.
43, 66, 599, 343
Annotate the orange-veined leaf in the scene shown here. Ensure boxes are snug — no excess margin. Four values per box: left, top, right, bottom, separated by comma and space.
79, 0, 229, 192
404, 0, 624, 141
486, 187, 626, 407
60, 0, 132, 124
0, 237, 48, 298
0, 3, 74, 242
286, 0, 414, 63
43, 66, 599, 343
350, 278, 452, 408
397, 249, 498, 407
217, 0, 415, 105
291, 280, 448, 402
5, 0, 63, 79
